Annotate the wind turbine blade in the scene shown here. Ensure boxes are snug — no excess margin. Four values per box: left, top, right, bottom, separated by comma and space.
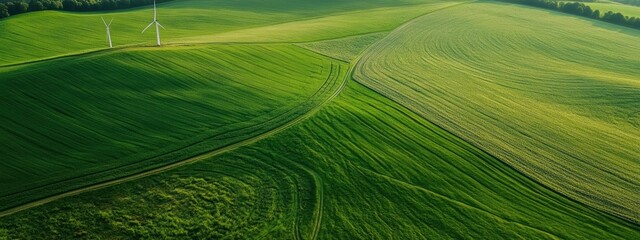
101, 16, 107, 26
108, 18, 113, 27
157, 22, 165, 30
142, 22, 154, 33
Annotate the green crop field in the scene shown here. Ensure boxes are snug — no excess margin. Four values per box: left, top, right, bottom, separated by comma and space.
355, 1, 640, 223
1, 78, 639, 239
0, 43, 350, 212
0, 0, 455, 66
0, 0, 459, 213
0, 0, 639, 239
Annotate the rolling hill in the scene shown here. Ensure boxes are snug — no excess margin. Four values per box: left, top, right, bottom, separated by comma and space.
0, 0, 638, 239
0, 44, 347, 211
0, 0, 452, 66
354, 1, 640, 222
1, 74, 638, 239
0, 0, 460, 212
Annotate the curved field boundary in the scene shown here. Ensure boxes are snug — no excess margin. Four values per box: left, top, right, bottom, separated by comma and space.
353, 2, 640, 224
0, 2, 474, 234
0, 44, 338, 210
0, 1, 467, 68
0, 51, 348, 221
0, 2, 469, 69
0, 39, 361, 70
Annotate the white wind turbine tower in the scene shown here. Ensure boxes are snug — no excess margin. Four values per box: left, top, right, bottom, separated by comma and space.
101, 17, 114, 48
142, 0, 165, 46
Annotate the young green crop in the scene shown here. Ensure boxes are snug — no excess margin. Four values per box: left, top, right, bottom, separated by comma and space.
0, 0, 456, 218
0, 0, 448, 66
0, 44, 340, 212
1, 82, 638, 239
355, 1, 640, 222
0, 0, 639, 238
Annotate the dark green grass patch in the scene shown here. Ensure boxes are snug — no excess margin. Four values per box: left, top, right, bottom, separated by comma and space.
0, 155, 315, 239
0, 44, 343, 212
1, 82, 638, 239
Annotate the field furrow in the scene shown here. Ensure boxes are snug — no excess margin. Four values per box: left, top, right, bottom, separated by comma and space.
354, 1, 640, 222
1, 0, 639, 238
0, 44, 347, 214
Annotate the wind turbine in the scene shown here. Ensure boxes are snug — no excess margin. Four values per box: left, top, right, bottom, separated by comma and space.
101, 17, 113, 48
142, 0, 165, 46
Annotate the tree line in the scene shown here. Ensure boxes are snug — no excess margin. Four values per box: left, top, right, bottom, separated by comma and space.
0, 0, 171, 19
611, 0, 640, 7
504, 0, 640, 29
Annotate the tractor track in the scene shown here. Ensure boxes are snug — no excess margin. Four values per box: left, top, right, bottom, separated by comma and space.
0, 50, 348, 222
0, 3, 474, 237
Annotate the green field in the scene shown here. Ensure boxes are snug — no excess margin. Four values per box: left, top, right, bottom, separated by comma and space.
580, 1, 640, 17
0, 0, 639, 238
1, 80, 639, 239
0, 44, 349, 211
0, 0, 460, 212
0, 0, 454, 66
355, 1, 640, 222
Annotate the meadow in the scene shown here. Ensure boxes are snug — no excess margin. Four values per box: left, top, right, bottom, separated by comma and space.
354, 1, 640, 222
0, 0, 639, 238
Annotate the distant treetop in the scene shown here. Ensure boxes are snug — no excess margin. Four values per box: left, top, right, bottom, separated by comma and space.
0, 0, 172, 19
502, 0, 640, 29
611, 0, 640, 7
